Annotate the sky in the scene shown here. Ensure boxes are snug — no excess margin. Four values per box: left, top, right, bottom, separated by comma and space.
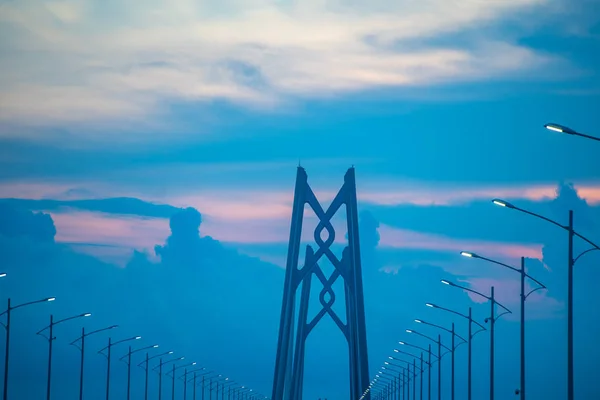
1, 0, 600, 399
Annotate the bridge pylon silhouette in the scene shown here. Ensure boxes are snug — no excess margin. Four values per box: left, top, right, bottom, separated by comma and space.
271, 167, 370, 400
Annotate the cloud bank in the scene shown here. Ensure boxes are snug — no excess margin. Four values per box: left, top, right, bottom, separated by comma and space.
0, 0, 561, 129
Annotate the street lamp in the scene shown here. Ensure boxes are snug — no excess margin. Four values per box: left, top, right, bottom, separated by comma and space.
167, 362, 197, 400
0, 296, 55, 400
422, 305, 486, 400
179, 366, 206, 400
98, 335, 141, 400
70, 325, 118, 400
390, 347, 430, 400
440, 280, 512, 400
492, 198, 600, 400
382, 363, 405, 399
120, 344, 159, 400
185, 368, 211, 400
402, 332, 448, 400
138, 351, 174, 400
413, 319, 466, 400
37, 312, 92, 400
544, 123, 600, 142
461, 251, 546, 400
153, 356, 185, 400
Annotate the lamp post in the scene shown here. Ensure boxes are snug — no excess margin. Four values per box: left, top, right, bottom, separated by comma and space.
153, 356, 185, 400
168, 362, 197, 400
138, 351, 174, 400
412, 319, 467, 400
460, 252, 547, 399
544, 123, 600, 142
98, 336, 141, 400
492, 199, 600, 400
0, 296, 55, 400
120, 344, 159, 400
423, 305, 486, 400
36, 312, 92, 400
382, 362, 407, 398
70, 324, 118, 400
401, 334, 447, 400
185, 368, 210, 400
392, 347, 429, 400
439, 280, 512, 400
387, 349, 429, 400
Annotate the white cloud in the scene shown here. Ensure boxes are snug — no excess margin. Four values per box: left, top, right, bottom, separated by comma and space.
0, 0, 560, 129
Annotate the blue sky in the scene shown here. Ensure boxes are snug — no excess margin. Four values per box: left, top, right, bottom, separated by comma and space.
1, 0, 600, 399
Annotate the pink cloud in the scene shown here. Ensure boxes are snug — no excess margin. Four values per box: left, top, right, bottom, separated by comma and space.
378, 224, 543, 262
2, 180, 600, 218
50, 209, 169, 253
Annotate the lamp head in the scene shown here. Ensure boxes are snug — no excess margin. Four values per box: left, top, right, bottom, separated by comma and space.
415, 319, 422, 323
47, 297, 56, 302
398, 341, 405, 345
135, 336, 141, 340
406, 329, 412, 333
441, 279, 452, 285
153, 344, 159, 348
544, 123, 576, 135
492, 199, 515, 209
425, 303, 435, 308
83, 313, 92, 317
460, 251, 476, 258
0, 273, 6, 278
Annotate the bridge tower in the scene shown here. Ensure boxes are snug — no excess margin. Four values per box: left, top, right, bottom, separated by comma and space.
271, 167, 370, 400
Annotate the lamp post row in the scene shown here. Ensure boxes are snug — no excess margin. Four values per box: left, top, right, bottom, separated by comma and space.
0, 295, 266, 400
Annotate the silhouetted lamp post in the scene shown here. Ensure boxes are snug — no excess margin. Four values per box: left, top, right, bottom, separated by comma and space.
70, 324, 118, 400
1, 296, 55, 400
98, 335, 141, 400
423, 305, 486, 400
185, 368, 211, 400
461, 252, 547, 400
402, 333, 447, 400
179, 366, 206, 400
120, 344, 158, 400
153, 356, 185, 400
412, 320, 466, 400
544, 123, 600, 142
382, 362, 406, 398
168, 362, 197, 400
138, 351, 173, 400
492, 198, 600, 400
439, 279, 512, 400
37, 312, 92, 400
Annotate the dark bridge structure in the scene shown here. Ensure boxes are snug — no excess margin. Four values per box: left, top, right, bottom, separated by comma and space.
271, 167, 371, 400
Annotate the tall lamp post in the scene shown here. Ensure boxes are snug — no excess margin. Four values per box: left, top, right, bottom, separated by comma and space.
70, 324, 118, 400
423, 305, 486, 400
544, 123, 600, 143
185, 368, 211, 400
120, 344, 159, 400
387, 349, 428, 400
36, 312, 92, 400
412, 320, 466, 400
401, 334, 447, 400
461, 252, 547, 400
492, 199, 600, 400
153, 356, 185, 400
1, 296, 55, 400
439, 280, 512, 400
167, 362, 197, 400
383, 362, 407, 398
138, 351, 174, 400
179, 366, 206, 400
98, 336, 141, 400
